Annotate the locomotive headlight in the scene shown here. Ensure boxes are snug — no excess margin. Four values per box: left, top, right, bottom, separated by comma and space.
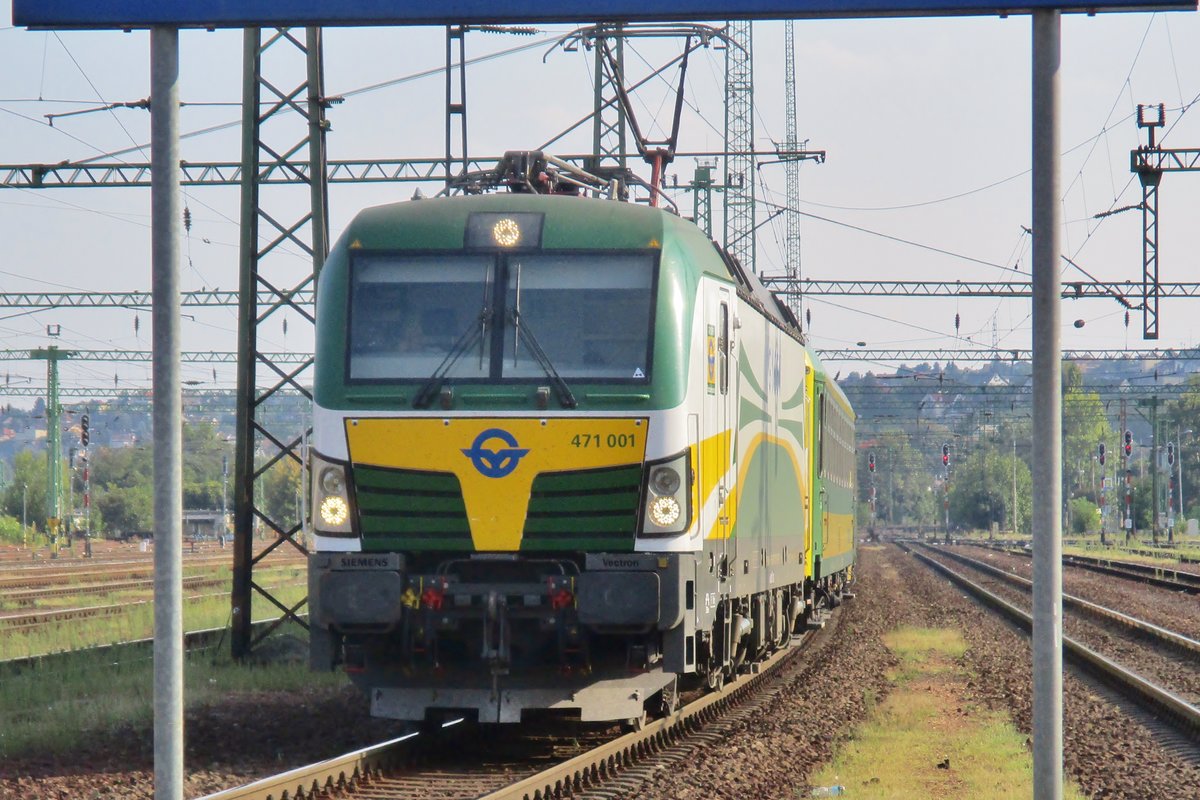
311, 453, 354, 536
648, 495, 681, 527
320, 466, 344, 495
650, 466, 681, 496
319, 496, 350, 526
640, 448, 692, 537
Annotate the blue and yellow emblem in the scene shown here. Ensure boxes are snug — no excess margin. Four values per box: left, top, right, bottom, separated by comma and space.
345, 417, 649, 550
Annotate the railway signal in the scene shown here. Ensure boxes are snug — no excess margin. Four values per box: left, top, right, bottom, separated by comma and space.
1098, 442, 1105, 466
1167, 441, 1174, 466
941, 443, 950, 467
80, 413, 89, 447
868, 452, 875, 473
1124, 429, 1133, 456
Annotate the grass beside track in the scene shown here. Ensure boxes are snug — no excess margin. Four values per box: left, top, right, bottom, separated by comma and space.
0, 622, 348, 759
807, 626, 1088, 799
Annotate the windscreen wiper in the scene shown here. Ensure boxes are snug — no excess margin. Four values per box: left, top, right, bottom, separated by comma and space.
510, 307, 578, 409
412, 307, 490, 409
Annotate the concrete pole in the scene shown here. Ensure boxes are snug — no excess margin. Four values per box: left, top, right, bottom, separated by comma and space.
1031, 11, 1063, 800
151, 26, 184, 800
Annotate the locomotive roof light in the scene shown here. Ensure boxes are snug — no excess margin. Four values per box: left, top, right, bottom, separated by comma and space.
466, 211, 544, 249
492, 218, 521, 247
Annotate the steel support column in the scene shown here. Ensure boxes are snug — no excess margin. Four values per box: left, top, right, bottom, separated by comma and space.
232, 27, 328, 659
1139, 179, 1160, 339
782, 20, 802, 321
445, 25, 469, 187
724, 21, 754, 271
590, 24, 628, 178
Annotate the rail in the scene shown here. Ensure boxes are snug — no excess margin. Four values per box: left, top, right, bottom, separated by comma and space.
898, 542, 1200, 738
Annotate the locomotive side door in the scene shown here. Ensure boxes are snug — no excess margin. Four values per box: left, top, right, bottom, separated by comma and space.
720, 290, 737, 566
702, 285, 736, 577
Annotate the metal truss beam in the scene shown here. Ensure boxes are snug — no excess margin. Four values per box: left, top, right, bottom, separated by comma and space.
818, 347, 1200, 362
0, 158, 494, 188
0, 349, 307, 363
1131, 148, 1200, 172
0, 151, 800, 190
764, 278, 1200, 299
7, 381, 1194, 401
13, 345, 1189, 365
841, 383, 1198, 398
0, 290, 314, 308
0, 386, 303, 399
7, 279, 1200, 309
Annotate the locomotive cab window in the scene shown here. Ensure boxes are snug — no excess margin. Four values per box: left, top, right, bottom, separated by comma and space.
504, 253, 656, 381
346, 250, 657, 384
348, 254, 493, 381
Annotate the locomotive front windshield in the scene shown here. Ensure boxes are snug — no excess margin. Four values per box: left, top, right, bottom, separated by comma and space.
347, 252, 656, 383
348, 255, 494, 381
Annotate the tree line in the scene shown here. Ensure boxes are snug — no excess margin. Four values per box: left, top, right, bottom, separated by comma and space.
0, 421, 300, 542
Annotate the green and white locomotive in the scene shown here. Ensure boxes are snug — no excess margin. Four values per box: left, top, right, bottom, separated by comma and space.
307, 154, 856, 724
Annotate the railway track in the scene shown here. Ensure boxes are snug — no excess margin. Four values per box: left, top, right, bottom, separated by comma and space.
900, 541, 1200, 749
0, 564, 304, 607
0, 614, 310, 672
960, 539, 1200, 593
197, 598, 846, 800
0, 554, 304, 591
925, 544, 1200, 663
0, 581, 305, 631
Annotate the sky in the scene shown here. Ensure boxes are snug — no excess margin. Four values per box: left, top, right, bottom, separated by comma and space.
1, 7, 1199, 406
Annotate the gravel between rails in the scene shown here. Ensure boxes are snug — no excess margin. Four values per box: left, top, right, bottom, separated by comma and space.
610, 544, 1200, 799
3, 543, 1198, 799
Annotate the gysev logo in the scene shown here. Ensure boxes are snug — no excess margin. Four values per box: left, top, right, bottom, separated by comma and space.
461, 428, 530, 478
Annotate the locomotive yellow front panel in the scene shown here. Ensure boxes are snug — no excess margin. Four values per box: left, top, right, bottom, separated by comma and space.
345, 417, 649, 551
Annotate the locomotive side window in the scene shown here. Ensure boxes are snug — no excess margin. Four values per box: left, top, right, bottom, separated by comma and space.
348, 255, 493, 381
503, 254, 656, 381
